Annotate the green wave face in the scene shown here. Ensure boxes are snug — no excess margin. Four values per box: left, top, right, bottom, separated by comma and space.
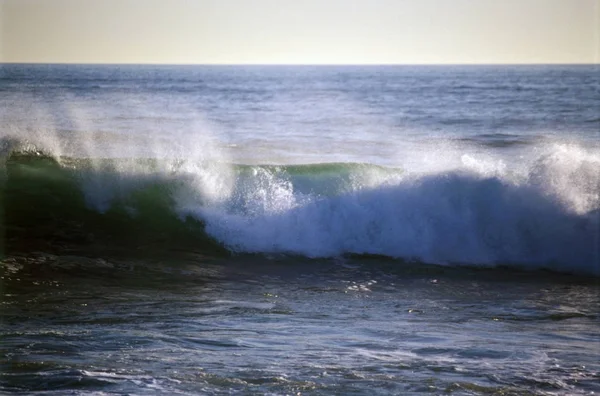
1, 151, 227, 256
236, 162, 404, 197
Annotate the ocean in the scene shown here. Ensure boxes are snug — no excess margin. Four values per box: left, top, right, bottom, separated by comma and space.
0, 64, 599, 395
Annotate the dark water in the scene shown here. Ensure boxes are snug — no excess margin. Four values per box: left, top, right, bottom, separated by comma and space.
1, 64, 599, 395
2, 253, 599, 395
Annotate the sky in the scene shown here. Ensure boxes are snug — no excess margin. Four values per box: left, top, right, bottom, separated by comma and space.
1, 0, 599, 64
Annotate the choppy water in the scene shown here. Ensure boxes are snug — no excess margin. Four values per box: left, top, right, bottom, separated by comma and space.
1, 64, 599, 395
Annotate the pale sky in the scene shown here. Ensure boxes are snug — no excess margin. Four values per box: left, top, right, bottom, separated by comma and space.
1, 0, 599, 64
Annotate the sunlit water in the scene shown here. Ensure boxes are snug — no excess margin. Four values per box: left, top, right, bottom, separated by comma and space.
1, 65, 599, 395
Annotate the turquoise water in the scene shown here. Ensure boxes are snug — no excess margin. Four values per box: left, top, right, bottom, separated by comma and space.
1, 65, 599, 395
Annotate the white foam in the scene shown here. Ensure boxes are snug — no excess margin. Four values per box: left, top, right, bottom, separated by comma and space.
189, 143, 599, 275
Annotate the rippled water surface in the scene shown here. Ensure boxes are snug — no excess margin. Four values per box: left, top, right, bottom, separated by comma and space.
2, 254, 598, 395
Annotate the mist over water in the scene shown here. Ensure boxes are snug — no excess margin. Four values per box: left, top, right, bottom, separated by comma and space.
1, 65, 599, 395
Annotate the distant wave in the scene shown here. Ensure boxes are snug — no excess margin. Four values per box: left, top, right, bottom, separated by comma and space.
454, 133, 546, 148
1, 137, 598, 276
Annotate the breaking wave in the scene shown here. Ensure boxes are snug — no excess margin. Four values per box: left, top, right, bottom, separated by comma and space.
1, 137, 598, 275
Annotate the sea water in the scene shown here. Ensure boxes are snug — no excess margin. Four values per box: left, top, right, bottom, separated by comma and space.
0, 64, 599, 395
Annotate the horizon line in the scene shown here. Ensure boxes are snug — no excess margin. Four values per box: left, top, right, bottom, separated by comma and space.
1, 61, 599, 67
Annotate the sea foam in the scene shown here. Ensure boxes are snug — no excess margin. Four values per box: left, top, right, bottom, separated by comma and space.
185, 143, 599, 275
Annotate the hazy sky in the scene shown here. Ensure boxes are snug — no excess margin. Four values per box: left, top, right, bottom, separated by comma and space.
1, 0, 599, 64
